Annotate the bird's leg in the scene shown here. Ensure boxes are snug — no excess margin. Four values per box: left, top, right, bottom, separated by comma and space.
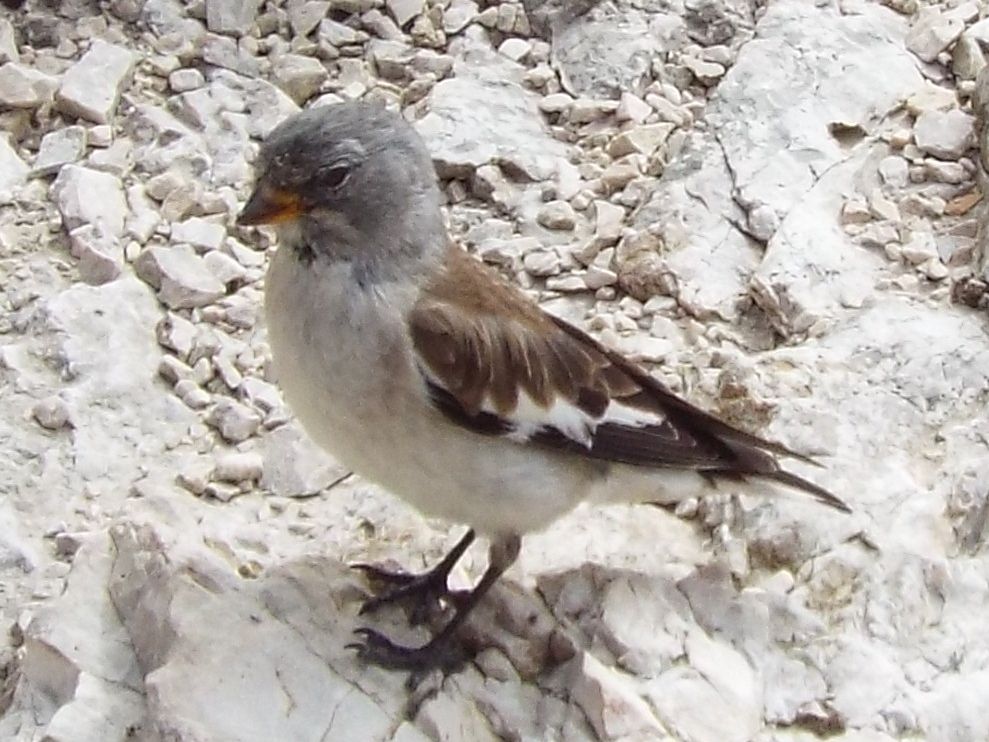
348, 534, 521, 673
352, 529, 476, 621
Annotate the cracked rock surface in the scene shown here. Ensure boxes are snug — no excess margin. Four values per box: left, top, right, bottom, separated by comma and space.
1, 1, 989, 740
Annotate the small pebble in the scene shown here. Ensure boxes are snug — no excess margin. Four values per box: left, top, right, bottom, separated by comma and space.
31, 397, 71, 430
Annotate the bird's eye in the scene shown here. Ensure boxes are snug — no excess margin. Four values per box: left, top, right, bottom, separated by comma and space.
320, 165, 351, 189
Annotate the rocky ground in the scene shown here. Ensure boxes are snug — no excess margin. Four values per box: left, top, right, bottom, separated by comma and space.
0, 0, 988, 740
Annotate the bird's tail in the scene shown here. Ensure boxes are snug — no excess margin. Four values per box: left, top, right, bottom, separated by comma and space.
763, 469, 851, 513
718, 438, 851, 513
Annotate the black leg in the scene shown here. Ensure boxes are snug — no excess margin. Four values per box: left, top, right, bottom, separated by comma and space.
348, 534, 521, 673
352, 529, 476, 620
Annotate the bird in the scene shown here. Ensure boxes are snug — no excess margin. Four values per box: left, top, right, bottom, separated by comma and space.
237, 101, 849, 673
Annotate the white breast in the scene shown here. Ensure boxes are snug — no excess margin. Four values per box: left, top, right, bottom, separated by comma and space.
265, 244, 418, 468
263, 243, 597, 534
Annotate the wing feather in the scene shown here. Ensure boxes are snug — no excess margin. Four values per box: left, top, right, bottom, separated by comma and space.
409, 246, 848, 512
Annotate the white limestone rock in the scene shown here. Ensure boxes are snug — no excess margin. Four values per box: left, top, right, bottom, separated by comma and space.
289, 1, 330, 37
568, 97, 618, 123
201, 33, 261, 77
261, 423, 349, 497
569, 652, 666, 740
369, 38, 415, 81
409, 14, 443, 50
899, 231, 938, 265
476, 235, 539, 267
615, 92, 651, 124
607, 122, 675, 158
878, 155, 909, 188
12, 533, 145, 741
550, 2, 682, 98
416, 39, 573, 180
545, 274, 589, 292
206, 398, 261, 443
0, 19, 18, 64
157, 314, 197, 361
203, 250, 247, 287
319, 17, 366, 46
634, 0, 925, 323
443, 0, 478, 34
523, 249, 562, 277
953, 34, 987, 81
43, 275, 199, 485
31, 396, 72, 431
0, 133, 28, 204
171, 216, 226, 252
272, 53, 329, 104
599, 157, 640, 193
905, 6, 964, 63
745, 203, 780, 242
51, 165, 128, 239
134, 245, 227, 309
618, 334, 671, 362
33, 126, 88, 177
168, 67, 205, 92
238, 376, 282, 412
105, 521, 429, 740
905, 83, 957, 116
387, 0, 424, 27
141, 0, 207, 38
0, 63, 58, 109
536, 200, 577, 230
498, 37, 532, 63
913, 109, 976, 160
683, 55, 725, 85
538, 92, 574, 114
68, 225, 124, 285
57, 40, 136, 124
825, 637, 908, 727
582, 199, 625, 258
213, 452, 263, 483
210, 69, 301, 139
206, 0, 262, 35
924, 159, 967, 184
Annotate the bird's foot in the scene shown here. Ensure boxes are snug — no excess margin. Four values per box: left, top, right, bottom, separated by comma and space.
346, 627, 468, 676
348, 533, 517, 681
351, 562, 469, 624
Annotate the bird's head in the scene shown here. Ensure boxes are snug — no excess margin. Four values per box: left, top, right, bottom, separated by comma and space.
238, 102, 443, 266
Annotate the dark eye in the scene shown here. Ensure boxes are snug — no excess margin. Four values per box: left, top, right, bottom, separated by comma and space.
320, 165, 351, 189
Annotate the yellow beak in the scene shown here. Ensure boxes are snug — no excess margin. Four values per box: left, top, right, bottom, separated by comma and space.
237, 182, 304, 226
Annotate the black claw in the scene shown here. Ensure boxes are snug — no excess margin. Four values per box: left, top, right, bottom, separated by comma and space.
350, 530, 478, 620
351, 562, 453, 621
357, 598, 384, 617
347, 627, 466, 672
351, 563, 418, 587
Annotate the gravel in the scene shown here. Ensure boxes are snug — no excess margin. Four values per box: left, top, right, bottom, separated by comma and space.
0, 1, 988, 740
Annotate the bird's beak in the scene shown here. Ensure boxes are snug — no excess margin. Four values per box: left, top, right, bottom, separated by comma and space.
237, 181, 304, 226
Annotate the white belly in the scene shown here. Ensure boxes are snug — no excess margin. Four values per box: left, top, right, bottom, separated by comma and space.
263, 246, 590, 535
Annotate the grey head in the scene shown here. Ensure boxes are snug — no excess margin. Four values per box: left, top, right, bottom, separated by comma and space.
238, 102, 446, 277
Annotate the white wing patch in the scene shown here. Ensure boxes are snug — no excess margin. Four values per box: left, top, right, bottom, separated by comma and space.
481, 392, 670, 448
600, 400, 671, 431
417, 357, 674, 450
496, 393, 594, 446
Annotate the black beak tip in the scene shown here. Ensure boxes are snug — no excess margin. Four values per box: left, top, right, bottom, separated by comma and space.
236, 192, 260, 227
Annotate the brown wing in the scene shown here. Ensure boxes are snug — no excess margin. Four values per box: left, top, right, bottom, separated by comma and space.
409, 247, 849, 511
